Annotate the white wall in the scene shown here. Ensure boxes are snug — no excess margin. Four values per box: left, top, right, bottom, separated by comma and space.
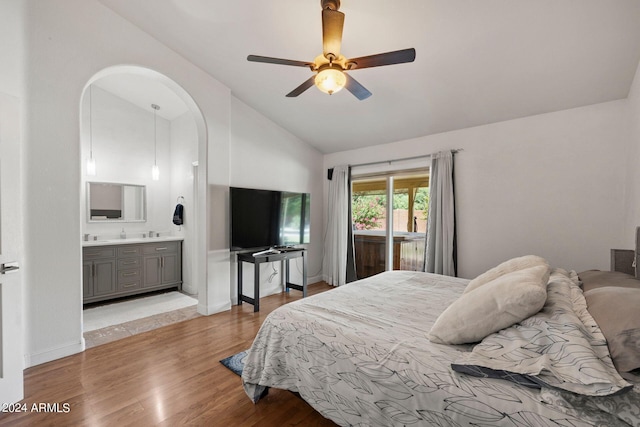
0, 0, 23, 98
20, 0, 233, 366
230, 97, 324, 300
325, 100, 631, 279
80, 86, 174, 237
18, 0, 324, 366
81, 87, 199, 294
17, 0, 638, 369
170, 112, 199, 294
625, 60, 640, 246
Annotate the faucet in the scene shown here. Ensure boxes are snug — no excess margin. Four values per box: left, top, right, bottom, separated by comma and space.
83, 233, 90, 241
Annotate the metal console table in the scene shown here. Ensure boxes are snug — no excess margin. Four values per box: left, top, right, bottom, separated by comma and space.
237, 249, 307, 312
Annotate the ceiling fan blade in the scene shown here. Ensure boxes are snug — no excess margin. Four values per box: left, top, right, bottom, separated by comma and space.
322, 9, 344, 59
247, 55, 312, 68
347, 48, 416, 70
286, 76, 316, 97
344, 73, 372, 100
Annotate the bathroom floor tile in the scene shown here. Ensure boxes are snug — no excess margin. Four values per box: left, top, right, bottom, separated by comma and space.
84, 306, 202, 349
122, 316, 163, 334
84, 325, 132, 348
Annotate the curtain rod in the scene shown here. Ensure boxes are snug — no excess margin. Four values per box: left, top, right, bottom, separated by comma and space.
349, 149, 463, 169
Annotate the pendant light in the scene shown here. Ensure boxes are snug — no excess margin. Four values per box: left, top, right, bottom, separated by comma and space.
151, 104, 160, 181
86, 85, 96, 176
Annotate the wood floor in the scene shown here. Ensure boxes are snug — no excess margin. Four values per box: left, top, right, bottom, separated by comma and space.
1, 283, 338, 427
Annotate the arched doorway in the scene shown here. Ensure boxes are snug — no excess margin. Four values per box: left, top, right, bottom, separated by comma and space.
79, 66, 207, 346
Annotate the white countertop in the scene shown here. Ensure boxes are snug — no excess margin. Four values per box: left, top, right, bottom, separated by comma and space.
82, 236, 184, 247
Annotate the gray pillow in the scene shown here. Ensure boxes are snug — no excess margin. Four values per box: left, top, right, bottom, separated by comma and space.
584, 286, 640, 372
578, 270, 640, 293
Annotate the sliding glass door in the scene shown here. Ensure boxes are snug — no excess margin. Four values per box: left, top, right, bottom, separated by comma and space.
392, 175, 428, 273
352, 171, 429, 279
352, 178, 388, 279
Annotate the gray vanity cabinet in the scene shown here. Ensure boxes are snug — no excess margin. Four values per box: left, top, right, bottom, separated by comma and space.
142, 241, 181, 288
94, 261, 117, 297
82, 261, 93, 298
83, 247, 117, 302
83, 240, 182, 304
116, 245, 143, 293
83, 260, 117, 298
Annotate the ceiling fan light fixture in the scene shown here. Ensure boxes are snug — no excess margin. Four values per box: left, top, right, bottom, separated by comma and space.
315, 68, 346, 95
247, 0, 415, 100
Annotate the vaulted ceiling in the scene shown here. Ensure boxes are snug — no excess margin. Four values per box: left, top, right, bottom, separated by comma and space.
99, 0, 640, 154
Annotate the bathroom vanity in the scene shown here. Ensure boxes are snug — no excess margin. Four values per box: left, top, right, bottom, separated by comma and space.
82, 237, 183, 304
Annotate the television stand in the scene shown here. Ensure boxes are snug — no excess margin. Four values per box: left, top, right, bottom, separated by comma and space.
237, 249, 307, 312
252, 248, 279, 256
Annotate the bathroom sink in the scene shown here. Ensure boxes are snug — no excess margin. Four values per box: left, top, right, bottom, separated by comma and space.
84, 239, 116, 244
82, 236, 184, 246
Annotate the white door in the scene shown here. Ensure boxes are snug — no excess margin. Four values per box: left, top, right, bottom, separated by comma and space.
0, 92, 24, 404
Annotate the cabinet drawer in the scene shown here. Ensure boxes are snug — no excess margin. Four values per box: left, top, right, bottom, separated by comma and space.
118, 279, 142, 292
118, 268, 142, 284
118, 246, 142, 257
83, 247, 116, 259
142, 241, 179, 254
118, 257, 141, 269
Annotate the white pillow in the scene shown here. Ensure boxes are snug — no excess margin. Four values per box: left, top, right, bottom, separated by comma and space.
464, 255, 549, 294
428, 264, 550, 345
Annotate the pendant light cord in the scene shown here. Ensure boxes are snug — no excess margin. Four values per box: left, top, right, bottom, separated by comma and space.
152, 104, 160, 166
89, 85, 93, 158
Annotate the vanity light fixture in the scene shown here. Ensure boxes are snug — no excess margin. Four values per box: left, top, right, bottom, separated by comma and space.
151, 104, 160, 181
86, 85, 96, 176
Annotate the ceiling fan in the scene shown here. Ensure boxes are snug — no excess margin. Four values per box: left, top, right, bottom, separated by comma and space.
247, 0, 416, 100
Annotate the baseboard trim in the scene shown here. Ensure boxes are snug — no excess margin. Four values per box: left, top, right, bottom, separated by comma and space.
181, 282, 197, 295
308, 274, 324, 285
24, 339, 84, 368
197, 300, 231, 316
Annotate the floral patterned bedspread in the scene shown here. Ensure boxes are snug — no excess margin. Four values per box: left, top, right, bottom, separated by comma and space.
242, 271, 631, 426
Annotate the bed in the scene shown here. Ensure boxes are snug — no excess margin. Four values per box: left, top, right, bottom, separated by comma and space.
242, 266, 640, 426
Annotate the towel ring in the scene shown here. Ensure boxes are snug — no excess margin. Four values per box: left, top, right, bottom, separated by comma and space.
177, 196, 185, 204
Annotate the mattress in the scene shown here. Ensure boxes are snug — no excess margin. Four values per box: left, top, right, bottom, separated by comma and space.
242, 270, 637, 426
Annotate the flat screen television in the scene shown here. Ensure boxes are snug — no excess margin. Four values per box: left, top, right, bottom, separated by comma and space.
230, 186, 310, 251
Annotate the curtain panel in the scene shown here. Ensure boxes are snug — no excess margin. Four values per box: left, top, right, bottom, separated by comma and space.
324, 165, 356, 286
424, 151, 457, 276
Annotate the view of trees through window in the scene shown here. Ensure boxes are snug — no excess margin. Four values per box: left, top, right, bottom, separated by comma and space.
352, 194, 385, 230
352, 178, 429, 232
351, 172, 429, 278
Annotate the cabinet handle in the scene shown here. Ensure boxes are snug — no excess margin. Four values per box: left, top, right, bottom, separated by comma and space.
122, 250, 137, 254
155, 247, 168, 251
122, 283, 138, 288
122, 260, 137, 265
122, 272, 138, 277
86, 252, 102, 257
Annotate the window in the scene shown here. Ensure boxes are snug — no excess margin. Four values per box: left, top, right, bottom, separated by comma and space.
351, 171, 429, 279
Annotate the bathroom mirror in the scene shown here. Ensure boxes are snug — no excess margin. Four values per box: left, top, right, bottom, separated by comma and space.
87, 182, 146, 222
